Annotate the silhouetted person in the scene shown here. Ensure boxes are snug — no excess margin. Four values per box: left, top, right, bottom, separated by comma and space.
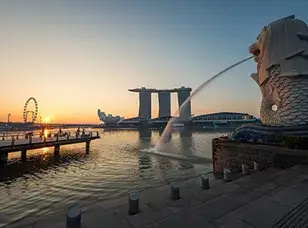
76, 127, 80, 137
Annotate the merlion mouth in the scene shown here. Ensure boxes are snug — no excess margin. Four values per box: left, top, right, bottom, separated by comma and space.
249, 42, 261, 63
249, 41, 262, 77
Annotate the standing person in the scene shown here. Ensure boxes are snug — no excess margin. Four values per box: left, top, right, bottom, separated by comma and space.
40, 126, 45, 138
76, 127, 80, 137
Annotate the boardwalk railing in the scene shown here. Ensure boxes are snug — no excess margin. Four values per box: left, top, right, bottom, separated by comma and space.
0, 131, 100, 163
0, 130, 99, 143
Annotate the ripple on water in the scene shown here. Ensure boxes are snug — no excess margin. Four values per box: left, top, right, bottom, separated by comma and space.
0, 129, 225, 226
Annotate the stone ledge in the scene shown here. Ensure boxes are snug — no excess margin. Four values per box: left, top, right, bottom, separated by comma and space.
212, 138, 308, 175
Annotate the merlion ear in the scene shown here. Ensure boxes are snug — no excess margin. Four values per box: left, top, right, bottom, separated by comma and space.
250, 73, 259, 84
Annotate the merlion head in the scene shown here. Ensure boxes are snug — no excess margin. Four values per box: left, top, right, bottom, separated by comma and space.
249, 15, 308, 126
249, 15, 308, 86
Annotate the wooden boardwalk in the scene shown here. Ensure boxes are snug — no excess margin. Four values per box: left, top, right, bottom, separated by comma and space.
0, 130, 100, 163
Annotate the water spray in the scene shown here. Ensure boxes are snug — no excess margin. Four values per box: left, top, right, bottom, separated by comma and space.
155, 56, 254, 150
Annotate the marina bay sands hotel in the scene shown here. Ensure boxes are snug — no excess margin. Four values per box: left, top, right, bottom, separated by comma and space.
128, 86, 192, 122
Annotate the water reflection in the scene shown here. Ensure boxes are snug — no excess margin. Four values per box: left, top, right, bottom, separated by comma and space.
180, 128, 193, 138
139, 128, 152, 139
0, 128, 228, 227
178, 129, 195, 172
1, 149, 89, 182
137, 130, 153, 179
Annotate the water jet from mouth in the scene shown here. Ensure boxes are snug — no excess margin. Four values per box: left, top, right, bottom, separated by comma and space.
155, 56, 254, 151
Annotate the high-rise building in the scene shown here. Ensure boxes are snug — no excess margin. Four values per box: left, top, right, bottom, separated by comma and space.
158, 91, 171, 118
138, 88, 152, 120
129, 86, 192, 122
177, 86, 192, 121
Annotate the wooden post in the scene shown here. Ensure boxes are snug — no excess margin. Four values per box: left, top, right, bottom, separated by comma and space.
21, 150, 27, 161
54, 145, 60, 156
86, 141, 90, 153
11, 136, 15, 146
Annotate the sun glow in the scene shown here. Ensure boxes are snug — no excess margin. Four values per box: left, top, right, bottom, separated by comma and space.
43, 116, 52, 123
44, 129, 49, 138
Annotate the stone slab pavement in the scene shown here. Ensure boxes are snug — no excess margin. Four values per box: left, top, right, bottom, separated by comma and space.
8, 165, 308, 228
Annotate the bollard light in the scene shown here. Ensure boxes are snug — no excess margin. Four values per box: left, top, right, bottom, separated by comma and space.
242, 164, 249, 175
170, 182, 180, 200
253, 161, 260, 171
200, 174, 210, 189
66, 205, 81, 228
128, 190, 139, 215
223, 168, 232, 182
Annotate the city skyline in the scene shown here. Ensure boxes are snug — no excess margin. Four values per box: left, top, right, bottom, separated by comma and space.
1, 0, 308, 124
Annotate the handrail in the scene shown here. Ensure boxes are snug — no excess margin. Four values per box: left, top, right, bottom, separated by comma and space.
0, 130, 99, 141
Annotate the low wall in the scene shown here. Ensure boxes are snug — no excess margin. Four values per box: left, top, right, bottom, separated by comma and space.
212, 137, 308, 174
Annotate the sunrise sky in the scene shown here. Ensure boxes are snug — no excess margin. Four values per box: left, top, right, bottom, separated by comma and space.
1, 0, 308, 124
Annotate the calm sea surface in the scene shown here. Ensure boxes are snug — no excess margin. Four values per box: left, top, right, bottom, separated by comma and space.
0, 128, 230, 226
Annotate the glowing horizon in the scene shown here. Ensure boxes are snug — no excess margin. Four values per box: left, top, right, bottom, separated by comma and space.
1, 0, 306, 124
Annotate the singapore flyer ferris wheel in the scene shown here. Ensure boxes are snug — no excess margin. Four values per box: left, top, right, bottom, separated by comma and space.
23, 97, 39, 123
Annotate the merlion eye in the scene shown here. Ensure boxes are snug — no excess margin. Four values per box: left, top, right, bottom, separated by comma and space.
272, 104, 278, 111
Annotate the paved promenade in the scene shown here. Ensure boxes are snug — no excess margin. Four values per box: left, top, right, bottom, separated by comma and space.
11, 164, 308, 228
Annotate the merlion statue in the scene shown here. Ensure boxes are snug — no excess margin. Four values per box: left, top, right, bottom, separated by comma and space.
231, 15, 308, 143
249, 15, 308, 126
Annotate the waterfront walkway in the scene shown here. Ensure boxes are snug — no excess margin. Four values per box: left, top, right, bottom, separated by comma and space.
13, 164, 308, 228
0, 131, 100, 147
0, 131, 100, 163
